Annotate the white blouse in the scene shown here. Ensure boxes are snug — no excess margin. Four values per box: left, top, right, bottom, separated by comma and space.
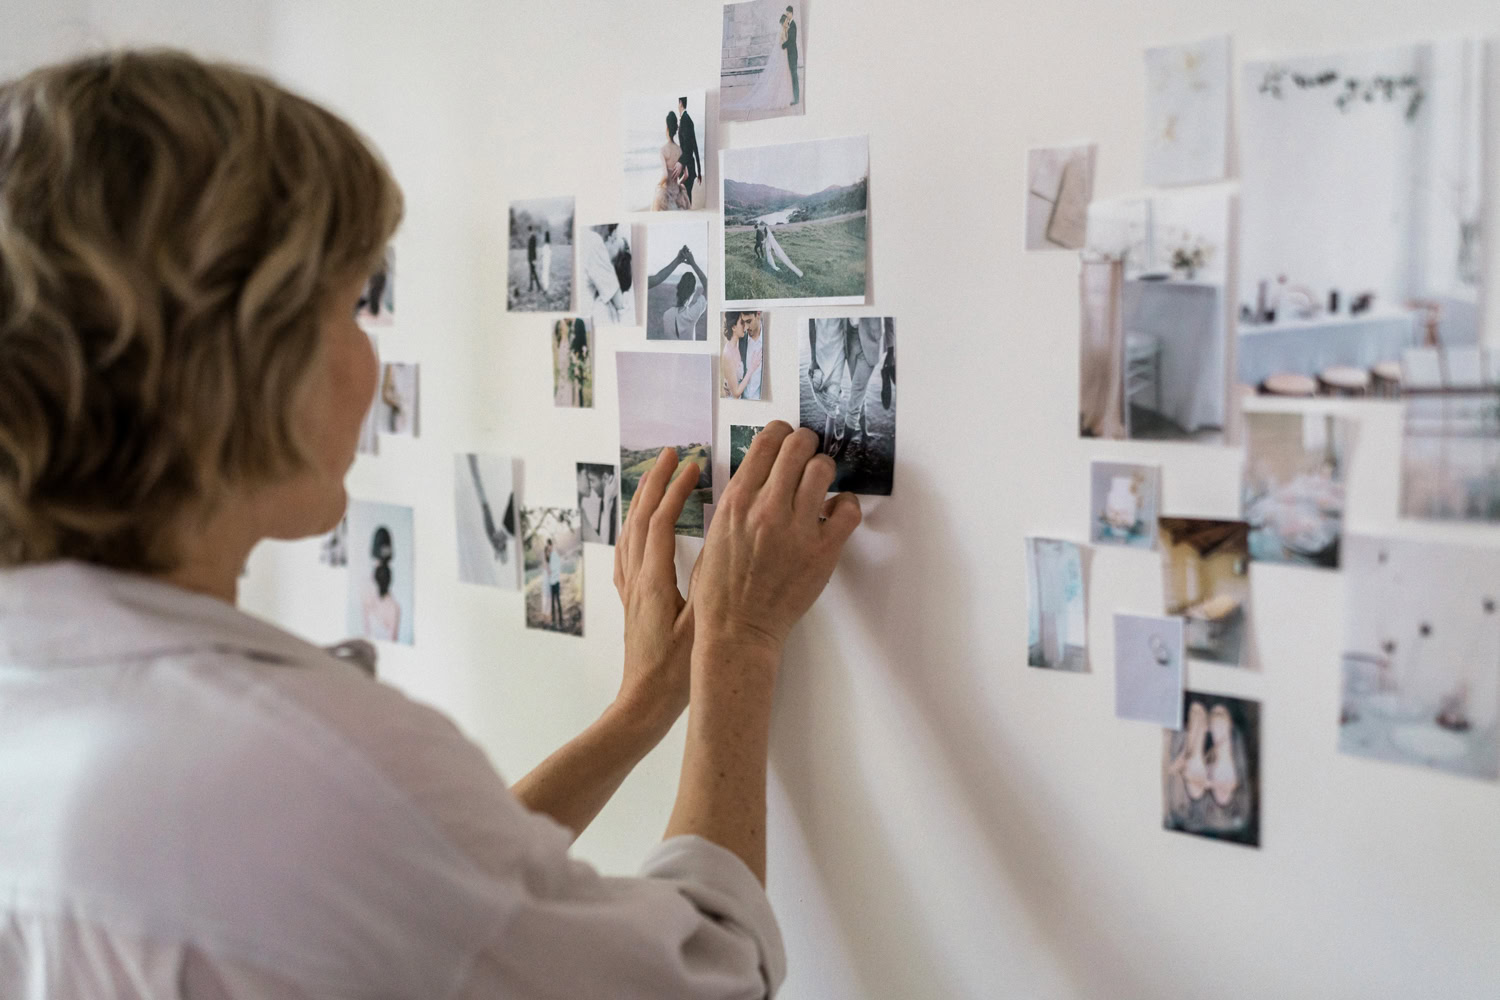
0, 561, 784, 999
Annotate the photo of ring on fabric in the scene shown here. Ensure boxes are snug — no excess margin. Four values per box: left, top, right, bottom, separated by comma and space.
800, 318, 894, 495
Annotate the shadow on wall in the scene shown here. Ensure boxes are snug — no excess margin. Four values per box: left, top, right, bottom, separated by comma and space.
774, 478, 1149, 1000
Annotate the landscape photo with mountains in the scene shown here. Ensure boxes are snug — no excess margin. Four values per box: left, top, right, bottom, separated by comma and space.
721, 134, 869, 305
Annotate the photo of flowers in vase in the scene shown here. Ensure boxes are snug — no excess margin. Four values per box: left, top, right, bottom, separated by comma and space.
1089, 461, 1161, 549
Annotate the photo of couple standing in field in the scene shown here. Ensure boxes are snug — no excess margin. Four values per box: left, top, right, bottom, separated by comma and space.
722, 134, 869, 306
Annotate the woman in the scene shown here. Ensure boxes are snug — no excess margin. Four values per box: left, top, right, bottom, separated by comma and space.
361, 525, 401, 641
540, 229, 553, 292
0, 50, 861, 998
721, 312, 754, 399
758, 220, 804, 277
651, 111, 692, 212
722, 4, 798, 118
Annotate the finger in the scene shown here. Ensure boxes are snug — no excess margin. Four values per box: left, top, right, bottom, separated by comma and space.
627, 447, 679, 581
729, 420, 794, 495
644, 459, 700, 582
613, 529, 626, 595
820, 492, 863, 546
794, 453, 838, 515
765, 427, 820, 508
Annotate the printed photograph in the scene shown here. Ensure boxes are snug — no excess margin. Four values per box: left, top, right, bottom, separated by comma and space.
1158, 517, 1249, 666
801, 318, 895, 495
319, 516, 347, 568
523, 506, 583, 637
720, 0, 806, 122
729, 423, 766, 478
508, 196, 574, 312
577, 462, 619, 546
356, 334, 379, 456
1242, 411, 1348, 568
1114, 613, 1185, 728
1339, 534, 1500, 782
1089, 461, 1161, 549
722, 135, 869, 306
454, 453, 520, 590
645, 220, 710, 341
579, 224, 635, 327
1080, 189, 1231, 442
356, 245, 395, 326
1025, 537, 1087, 673
721, 311, 767, 400
552, 318, 594, 408
1144, 35, 1231, 186
1163, 692, 1261, 847
378, 363, 419, 437
1025, 144, 1095, 250
1238, 40, 1484, 389
617, 352, 714, 537
345, 500, 415, 646
1400, 391, 1500, 522
624, 92, 708, 212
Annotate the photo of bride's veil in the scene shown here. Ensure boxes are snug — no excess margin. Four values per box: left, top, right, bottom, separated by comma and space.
720, 0, 805, 121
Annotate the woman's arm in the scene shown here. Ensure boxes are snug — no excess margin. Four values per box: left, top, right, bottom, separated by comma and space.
511, 453, 701, 838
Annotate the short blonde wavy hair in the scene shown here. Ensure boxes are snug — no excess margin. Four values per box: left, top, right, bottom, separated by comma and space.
0, 49, 402, 571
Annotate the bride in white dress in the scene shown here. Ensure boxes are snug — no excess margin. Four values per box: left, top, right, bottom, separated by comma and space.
721, 3, 798, 118
540, 231, 553, 292
757, 221, 803, 278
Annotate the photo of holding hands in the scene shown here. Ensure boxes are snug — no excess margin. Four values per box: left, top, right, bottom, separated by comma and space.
646, 221, 710, 341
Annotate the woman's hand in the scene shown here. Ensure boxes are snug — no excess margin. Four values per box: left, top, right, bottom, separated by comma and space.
613, 447, 700, 729
691, 421, 861, 660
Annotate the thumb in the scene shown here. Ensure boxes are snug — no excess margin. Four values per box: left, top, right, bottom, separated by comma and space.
820, 492, 863, 545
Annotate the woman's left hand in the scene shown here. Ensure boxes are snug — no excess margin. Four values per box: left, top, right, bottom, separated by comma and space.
612, 448, 699, 731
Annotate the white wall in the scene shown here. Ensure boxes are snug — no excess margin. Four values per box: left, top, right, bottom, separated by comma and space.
9, 2, 1500, 997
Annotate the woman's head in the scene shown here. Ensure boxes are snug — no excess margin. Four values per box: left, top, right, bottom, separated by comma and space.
723, 312, 746, 342
676, 271, 698, 307
665, 110, 679, 142
0, 50, 403, 572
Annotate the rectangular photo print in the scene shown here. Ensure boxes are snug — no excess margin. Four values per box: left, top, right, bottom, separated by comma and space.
1163, 692, 1261, 847
378, 363, 419, 437
729, 423, 766, 478
1144, 35, 1231, 187
1114, 613, 1185, 728
723, 135, 869, 307
1089, 461, 1161, 549
454, 453, 520, 590
522, 507, 583, 637
1025, 537, 1087, 673
552, 318, 594, 408
356, 245, 395, 327
801, 318, 895, 495
508, 197, 574, 313
1238, 40, 1484, 389
577, 462, 619, 546
1400, 391, 1500, 522
721, 311, 767, 400
1339, 534, 1499, 782
345, 500, 415, 646
1242, 411, 1348, 568
1025, 144, 1095, 251
617, 352, 714, 537
645, 221, 710, 341
1158, 517, 1249, 666
720, 0, 806, 122
1080, 189, 1231, 442
580, 224, 636, 327
624, 92, 708, 212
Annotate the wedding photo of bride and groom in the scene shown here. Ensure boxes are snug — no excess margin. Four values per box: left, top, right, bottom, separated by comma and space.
623, 92, 708, 213
720, 0, 805, 122
722, 133, 869, 305
507, 196, 575, 313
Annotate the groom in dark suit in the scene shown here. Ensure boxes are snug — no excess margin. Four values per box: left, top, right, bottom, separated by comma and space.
677, 97, 702, 205
783, 6, 800, 106
526, 226, 540, 291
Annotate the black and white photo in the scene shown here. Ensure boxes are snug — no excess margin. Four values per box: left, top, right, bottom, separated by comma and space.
576, 463, 619, 546
800, 317, 895, 495
508, 196, 574, 312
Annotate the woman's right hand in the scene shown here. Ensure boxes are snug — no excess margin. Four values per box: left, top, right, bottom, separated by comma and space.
690, 422, 861, 659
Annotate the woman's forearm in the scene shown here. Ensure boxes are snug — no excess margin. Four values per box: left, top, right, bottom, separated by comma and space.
664, 640, 781, 884
512, 698, 678, 839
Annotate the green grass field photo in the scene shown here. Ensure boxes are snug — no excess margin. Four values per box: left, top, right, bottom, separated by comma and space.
619, 444, 712, 537
724, 215, 867, 302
